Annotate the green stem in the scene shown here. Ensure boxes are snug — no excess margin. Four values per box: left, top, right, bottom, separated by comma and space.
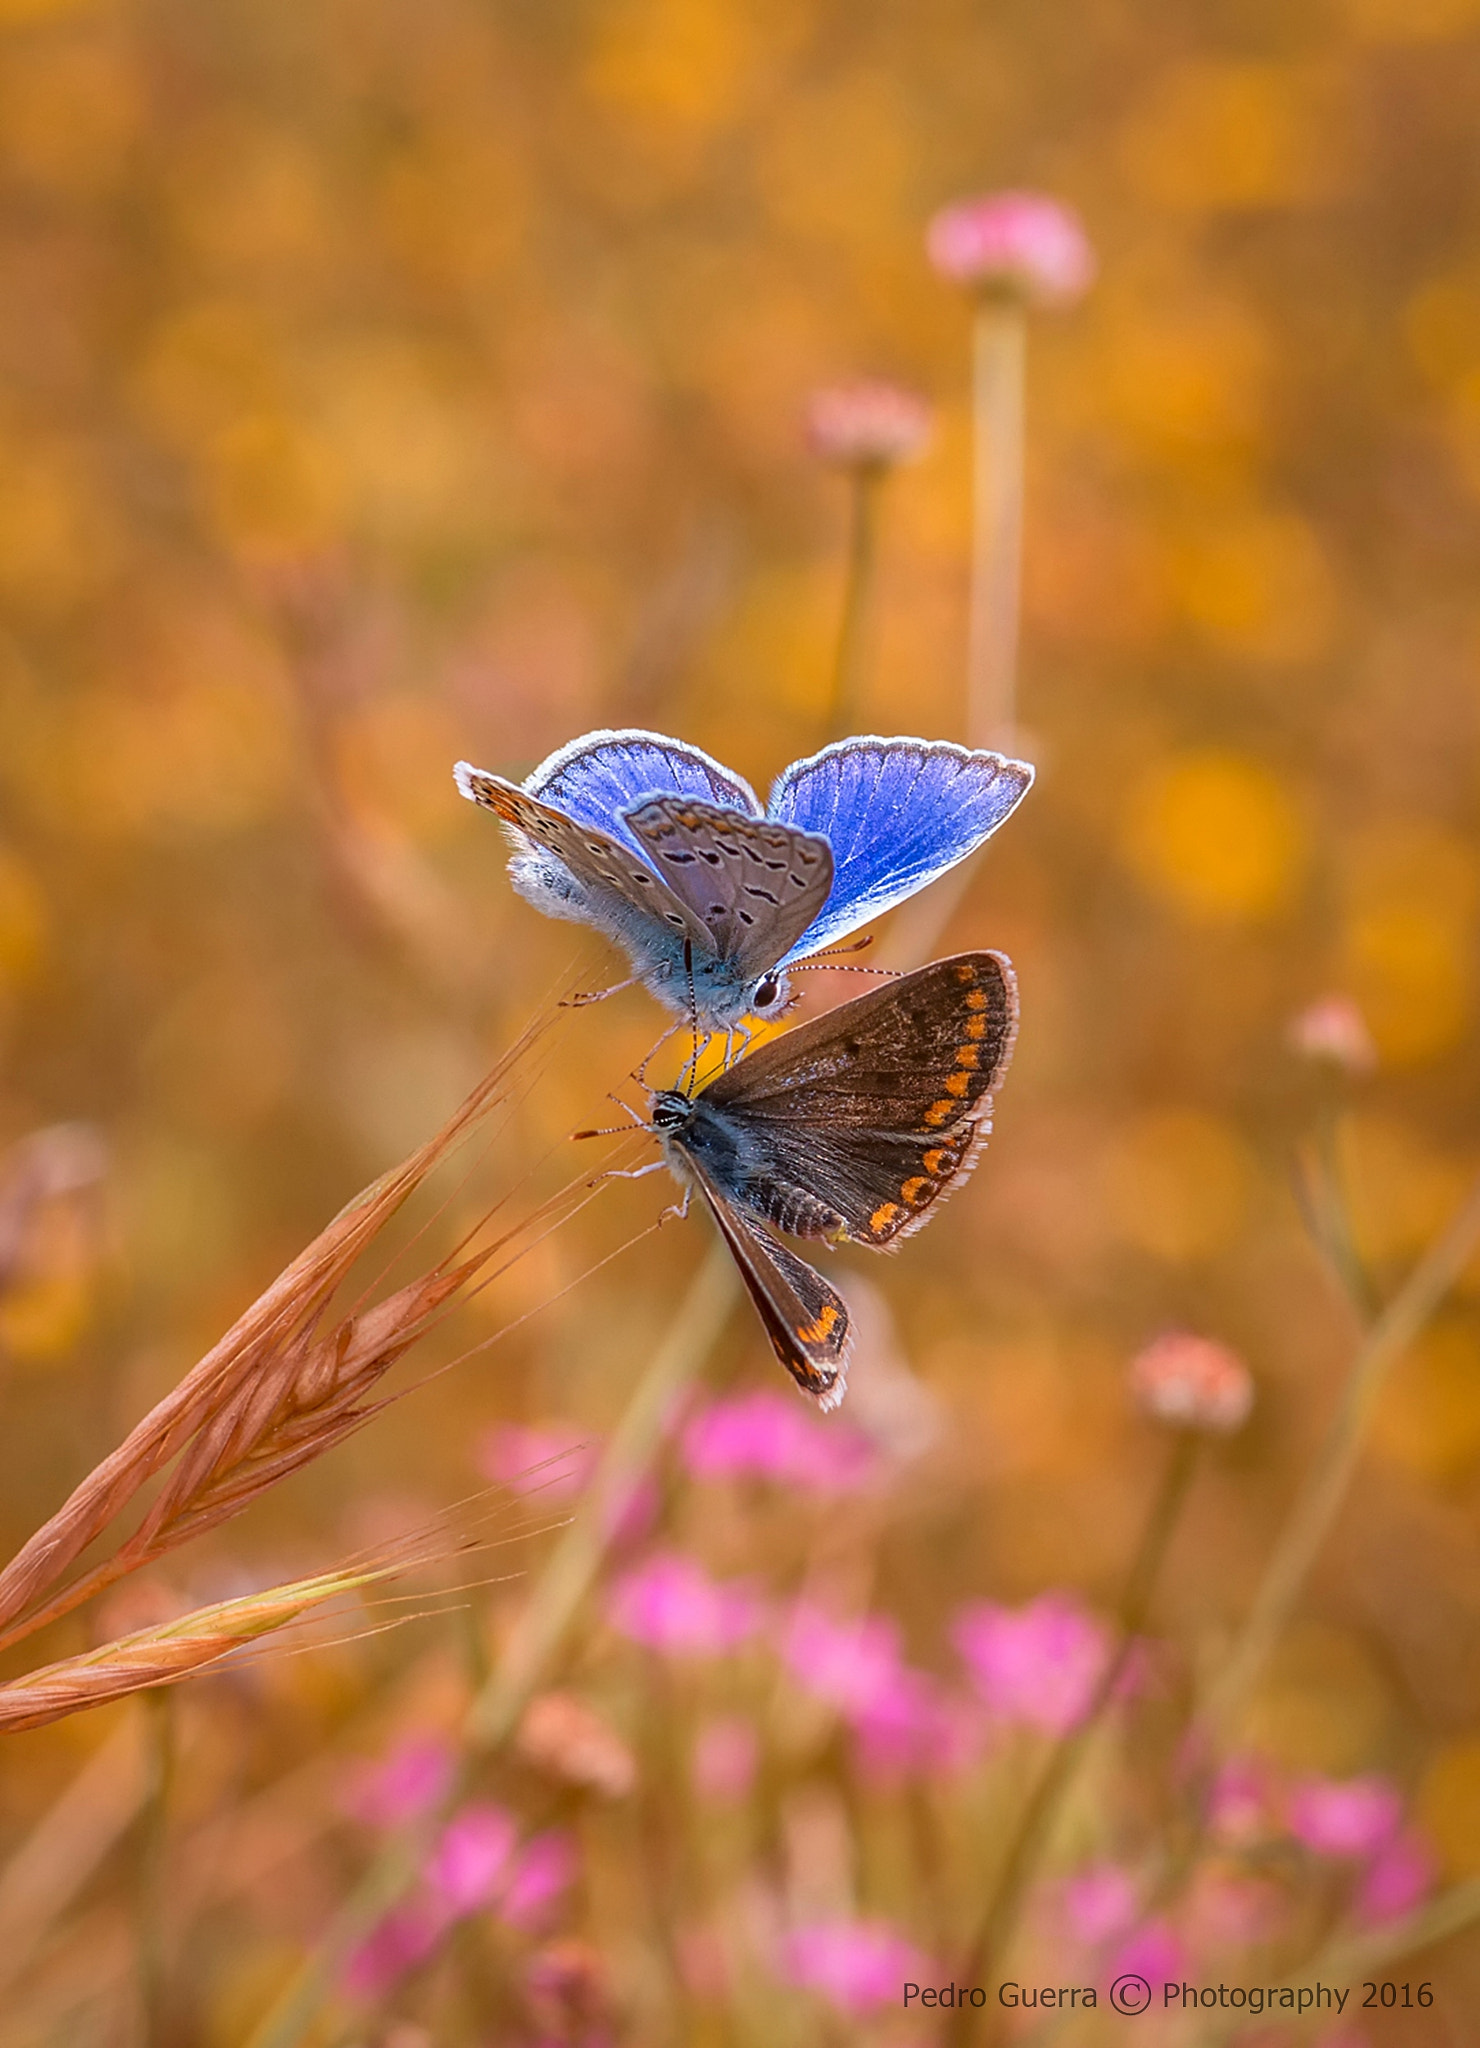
1203, 1164, 1480, 1746
824, 466, 882, 741
967, 297, 1026, 749
945, 1432, 1201, 2047
244, 1242, 737, 2048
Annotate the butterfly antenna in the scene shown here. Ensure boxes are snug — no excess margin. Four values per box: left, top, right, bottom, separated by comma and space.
787, 962, 903, 980
792, 933, 876, 964
681, 938, 700, 1097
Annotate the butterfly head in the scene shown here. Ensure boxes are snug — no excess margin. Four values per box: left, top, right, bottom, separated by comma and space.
749, 969, 788, 1016
650, 1089, 695, 1135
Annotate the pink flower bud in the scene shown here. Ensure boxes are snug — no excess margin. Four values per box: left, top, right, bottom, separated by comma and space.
926, 191, 1095, 305
517, 1691, 636, 1799
1288, 996, 1378, 1077
805, 379, 932, 470
1130, 1331, 1254, 1434
1286, 1773, 1403, 1858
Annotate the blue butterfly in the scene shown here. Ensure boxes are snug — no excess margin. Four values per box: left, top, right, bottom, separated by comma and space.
454, 728, 1032, 1029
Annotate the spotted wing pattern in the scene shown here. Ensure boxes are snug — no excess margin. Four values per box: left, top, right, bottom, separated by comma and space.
701, 951, 1017, 1248
623, 796, 833, 980
684, 1159, 851, 1410
453, 763, 711, 951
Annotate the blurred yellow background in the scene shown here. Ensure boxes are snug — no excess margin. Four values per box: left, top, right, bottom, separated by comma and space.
2, 0, 1480, 2039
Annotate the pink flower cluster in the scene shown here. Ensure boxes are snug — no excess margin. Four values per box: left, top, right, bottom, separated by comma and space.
1210, 1758, 1434, 1926
344, 1799, 578, 1998
953, 1592, 1112, 1733
1289, 995, 1378, 1077
1130, 1331, 1254, 1434
607, 1550, 763, 1656
805, 379, 932, 470
782, 1918, 934, 2014
781, 1601, 972, 1779
927, 190, 1095, 305
682, 1389, 877, 1493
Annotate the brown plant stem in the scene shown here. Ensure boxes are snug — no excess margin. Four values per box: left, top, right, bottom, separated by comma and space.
1202, 1164, 1480, 1747
946, 1430, 1202, 2047
824, 465, 883, 741
967, 296, 1026, 750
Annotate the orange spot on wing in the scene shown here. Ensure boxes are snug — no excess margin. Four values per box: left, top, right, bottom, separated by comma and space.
924, 1099, 956, 1127
922, 1148, 948, 1174
954, 1044, 980, 1069
965, 1015, 987, 1039
945, 1071, 972, 1097
901, 1176, 930, 1204
965, 987, 989, 1009
954, 963, 977, 984
868, 1201, 902, 1233
795, 1303, 840, 1345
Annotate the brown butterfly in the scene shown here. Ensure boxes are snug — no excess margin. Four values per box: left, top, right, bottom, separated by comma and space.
648, 951, 1017, 1410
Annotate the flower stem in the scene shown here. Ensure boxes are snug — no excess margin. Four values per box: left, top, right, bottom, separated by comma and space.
967, 296, 1026, 749
136, 1688, 175, 2045
1203, 1164, 1480, 1746
824, 466, 883, 741
945, 1431, 1201, 2046
243, 1241, 737, 2048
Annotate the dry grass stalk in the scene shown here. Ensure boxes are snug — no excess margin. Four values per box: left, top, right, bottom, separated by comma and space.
0, 1018, 555, 1656
0, 1565, 399, 1733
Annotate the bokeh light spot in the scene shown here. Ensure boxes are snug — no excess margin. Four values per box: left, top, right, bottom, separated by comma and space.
1122, 751, 1303, 922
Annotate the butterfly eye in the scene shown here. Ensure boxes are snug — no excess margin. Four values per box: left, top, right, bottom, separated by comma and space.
753, 973, 782, 1010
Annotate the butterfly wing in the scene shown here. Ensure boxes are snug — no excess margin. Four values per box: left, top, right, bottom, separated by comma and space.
681, 1159, 851, 1410
623, 797, 833, 980
525, 728, 762, 855
767, 739, 1033, 962
454, 762, 713, 955
701, 951, 1018, 1248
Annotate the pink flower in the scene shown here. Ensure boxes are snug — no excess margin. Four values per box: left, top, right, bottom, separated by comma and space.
478, 1422, 597, 1500
342, 1896, 447, 1999
342, 1734, 455, 1828
1207, 1755, 1278, 1846
782, 1602, 904, 1715
926, 191, 1095, 305
1289, 996, 1377, 1077
851, 1667, 976, 1783
1108, 1918, 1183, 1991
782, 1918, 933, 2014
683, 1389, 876, 1492
607, 1551, 763, 1656
502, 1829, 578, 1933
953, 1593, 1111, 1733
425, 1803, 518, 1913
1064, 1864, 1140, 1945
693, 1715, 760, 1803
1357, 1829, 1435, 1924
805, 380, 932, 470
1287, 1774, 1403, 1858
1130, 1331, 1254, 1434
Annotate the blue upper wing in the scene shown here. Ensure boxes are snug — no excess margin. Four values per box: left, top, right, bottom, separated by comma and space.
525, 728, 761, 858
767, 738, 1034, 962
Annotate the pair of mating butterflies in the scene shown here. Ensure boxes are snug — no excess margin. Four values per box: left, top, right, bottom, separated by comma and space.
457, 729, 1026, 1409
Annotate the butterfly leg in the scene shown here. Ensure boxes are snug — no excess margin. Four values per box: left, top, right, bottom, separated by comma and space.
560, 974, 640, 1009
